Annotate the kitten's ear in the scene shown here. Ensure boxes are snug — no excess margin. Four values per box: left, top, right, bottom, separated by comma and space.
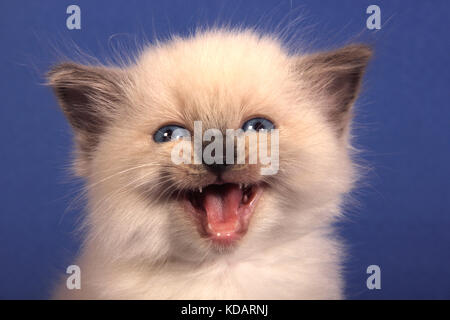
296, 44, 372, 135
47, 63, 129, 152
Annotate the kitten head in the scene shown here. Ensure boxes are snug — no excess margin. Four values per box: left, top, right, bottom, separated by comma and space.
48, 30, 371, 264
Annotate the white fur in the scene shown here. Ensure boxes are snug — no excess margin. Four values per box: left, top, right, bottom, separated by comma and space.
51, 29, 370, 299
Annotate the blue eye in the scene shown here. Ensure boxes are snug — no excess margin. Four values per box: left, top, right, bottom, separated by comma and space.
242, 117, 275, 132
153, 125, 190, 143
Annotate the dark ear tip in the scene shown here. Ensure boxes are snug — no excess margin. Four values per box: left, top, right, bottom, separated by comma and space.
344, 44, 373, 62
46, 62, 81, 85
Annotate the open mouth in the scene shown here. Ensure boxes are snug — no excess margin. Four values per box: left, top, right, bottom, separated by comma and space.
183, 183, 263, 245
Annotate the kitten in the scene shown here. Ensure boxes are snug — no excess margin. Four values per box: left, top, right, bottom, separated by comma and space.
48, 29, 371, 299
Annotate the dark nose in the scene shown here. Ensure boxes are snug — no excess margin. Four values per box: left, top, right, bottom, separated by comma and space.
201, 134, 236, 175
204, 159, 232, 175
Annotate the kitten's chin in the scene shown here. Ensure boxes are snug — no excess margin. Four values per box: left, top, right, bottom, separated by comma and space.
182, 183, 263, 248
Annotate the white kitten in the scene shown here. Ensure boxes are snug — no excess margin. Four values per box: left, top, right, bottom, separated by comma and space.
48, 29, 371, 299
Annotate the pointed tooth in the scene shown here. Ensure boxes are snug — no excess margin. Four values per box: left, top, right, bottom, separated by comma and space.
199, 187, 202, 193
239, 183, 243, 189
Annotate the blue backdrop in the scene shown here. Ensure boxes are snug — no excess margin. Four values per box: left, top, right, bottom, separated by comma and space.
0, 0, 449, 299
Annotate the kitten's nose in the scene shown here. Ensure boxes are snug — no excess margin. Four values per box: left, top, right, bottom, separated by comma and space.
204, 157, 232, 175
202, 138, 236, 175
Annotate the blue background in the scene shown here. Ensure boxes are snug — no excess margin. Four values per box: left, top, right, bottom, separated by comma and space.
0, 0, 449, 299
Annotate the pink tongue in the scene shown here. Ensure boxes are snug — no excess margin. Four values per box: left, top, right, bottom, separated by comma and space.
203, 185, 243, 233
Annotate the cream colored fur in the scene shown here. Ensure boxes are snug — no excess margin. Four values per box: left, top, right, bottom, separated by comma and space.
49, 29, 371, 299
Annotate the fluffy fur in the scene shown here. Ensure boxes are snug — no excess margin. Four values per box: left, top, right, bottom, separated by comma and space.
48, 29, 371, 299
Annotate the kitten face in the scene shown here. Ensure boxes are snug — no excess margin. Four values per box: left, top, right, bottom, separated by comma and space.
48, 30, 371, 263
